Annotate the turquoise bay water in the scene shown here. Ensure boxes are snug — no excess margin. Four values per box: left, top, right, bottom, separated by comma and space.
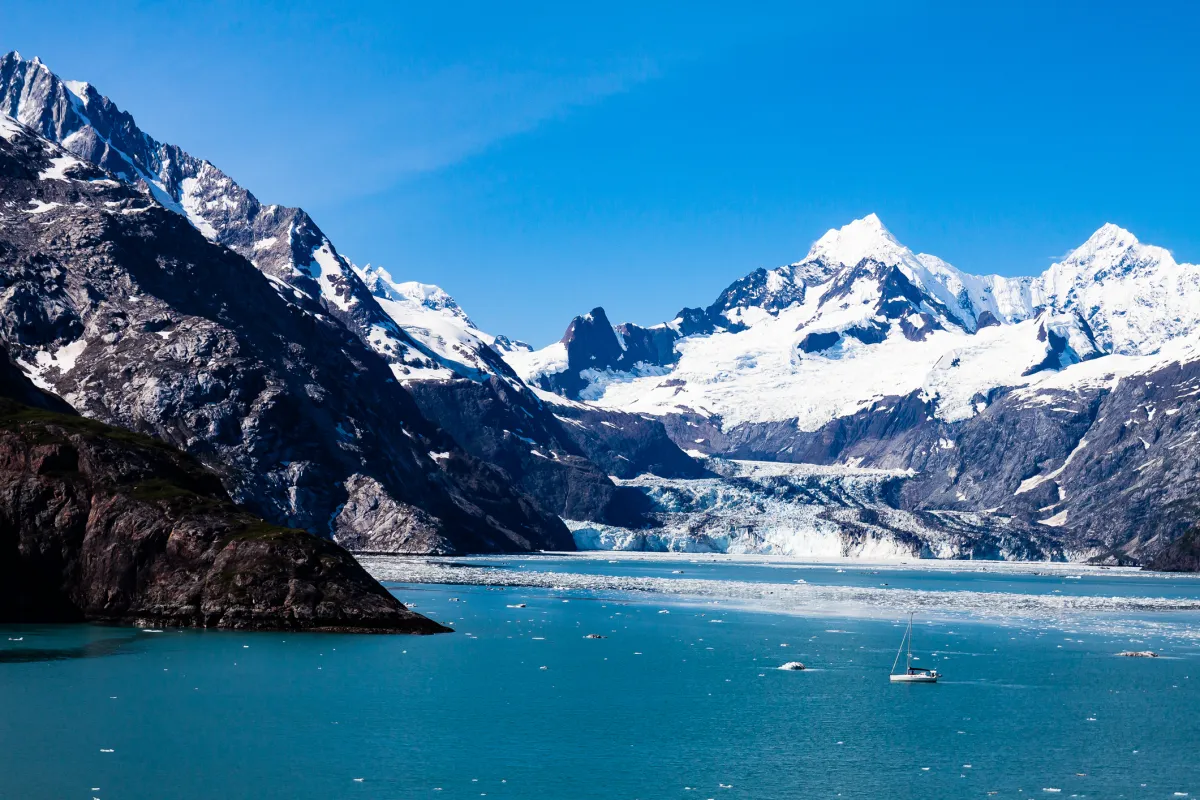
2, 558, 1199, 799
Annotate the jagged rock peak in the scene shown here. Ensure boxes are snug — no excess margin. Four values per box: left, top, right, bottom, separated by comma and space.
563, 307, 616, 344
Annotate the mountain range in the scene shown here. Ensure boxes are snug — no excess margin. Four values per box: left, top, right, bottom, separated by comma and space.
511, 215, 1200, 562
2, 51, 1198, 566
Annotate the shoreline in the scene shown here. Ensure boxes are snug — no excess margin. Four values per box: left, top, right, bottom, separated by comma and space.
361, 555, 1200, 637
363, 549, 1196, 579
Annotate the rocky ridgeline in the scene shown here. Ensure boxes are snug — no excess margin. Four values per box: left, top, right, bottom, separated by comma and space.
514, 215, 1200, 566
0, 50, 696, 538
0, 106, 569, 555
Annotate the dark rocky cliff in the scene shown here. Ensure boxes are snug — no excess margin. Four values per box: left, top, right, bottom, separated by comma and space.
406, 377, 659, 527
0, 348, 447, 632
1146, 523, 1200, 572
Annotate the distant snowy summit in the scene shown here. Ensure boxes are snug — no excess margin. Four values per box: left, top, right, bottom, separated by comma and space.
501, 214, 1200, 563
355, 263, 533, 381
507, 214, 1200, 429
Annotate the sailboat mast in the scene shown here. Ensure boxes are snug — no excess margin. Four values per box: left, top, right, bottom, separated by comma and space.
890, 616, 908, 675
906, 612, 913, 671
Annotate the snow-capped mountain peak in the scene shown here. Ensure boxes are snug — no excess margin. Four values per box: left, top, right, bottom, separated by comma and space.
803, 213, 914, 269
358, 265, 474, 323
709, 215, 939, 330
1054, 222, 1174, 277
0, 51, 463, 380
1032, 223, 1197, 355
1067, 222, 1139, 259
353, 263, 528, 382
394, 282, 474, 327
795, 214, 1023, 335
62, 79, 90, 103
514, 213, 1200, 441
793, 214, 1003, 338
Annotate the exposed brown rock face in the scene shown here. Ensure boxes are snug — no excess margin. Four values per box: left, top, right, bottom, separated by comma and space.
0, 387, 448, 632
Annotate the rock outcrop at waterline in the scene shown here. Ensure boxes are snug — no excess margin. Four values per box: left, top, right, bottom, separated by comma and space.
0, 355, 448, 632
1146, 524, 1200, 572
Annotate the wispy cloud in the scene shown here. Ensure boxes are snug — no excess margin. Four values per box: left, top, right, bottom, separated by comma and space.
372, 58, 659, 177
279, 57, 660, 205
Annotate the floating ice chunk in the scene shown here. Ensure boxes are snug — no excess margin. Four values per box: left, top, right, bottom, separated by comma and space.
779, 662, 806, 671
1117, 651, 1159, 658
359, 556, 1200, 629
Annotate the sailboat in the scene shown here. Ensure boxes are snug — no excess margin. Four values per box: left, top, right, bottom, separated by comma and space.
890, 612, 939, 683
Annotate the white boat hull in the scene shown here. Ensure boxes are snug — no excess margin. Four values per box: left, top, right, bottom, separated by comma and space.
890, 613, 940, 683
890, 673, 938, 683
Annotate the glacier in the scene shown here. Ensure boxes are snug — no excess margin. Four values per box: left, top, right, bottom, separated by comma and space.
566, 456, 1063, 560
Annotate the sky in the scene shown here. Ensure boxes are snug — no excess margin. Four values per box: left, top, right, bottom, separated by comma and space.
5, 1, 1199, 345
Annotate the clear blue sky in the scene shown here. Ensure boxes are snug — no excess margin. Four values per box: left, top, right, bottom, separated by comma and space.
7, 1, 1199, 345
